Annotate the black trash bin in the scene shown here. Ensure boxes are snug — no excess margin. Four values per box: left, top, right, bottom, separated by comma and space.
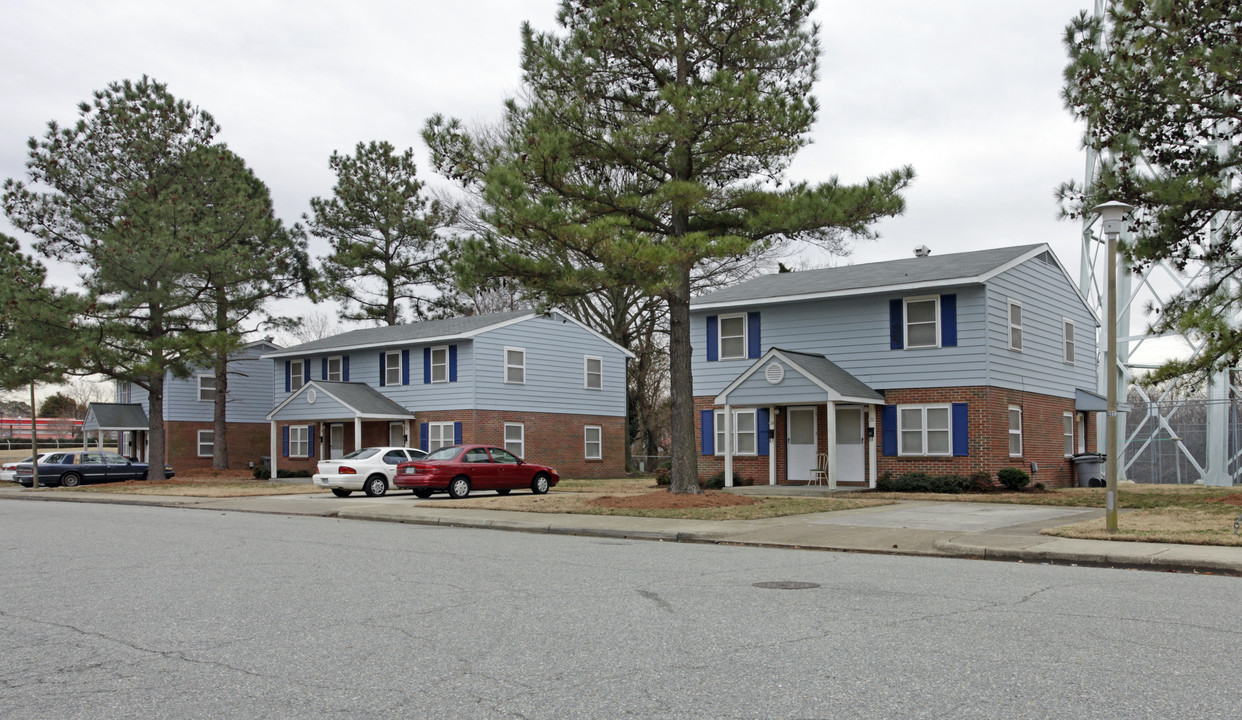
1071, 453, 1106, 487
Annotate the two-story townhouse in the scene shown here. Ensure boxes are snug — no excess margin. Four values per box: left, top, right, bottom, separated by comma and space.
262, 310, 632, 479
112, 339, 281, 469
691, 244, 1102, 488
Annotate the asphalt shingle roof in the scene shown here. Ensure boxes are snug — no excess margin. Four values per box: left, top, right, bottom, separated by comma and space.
83, 403, 149, 431
267, 310, 532, 357
312, 381, 414, 417
692, 244, 1044, 308
776, 349, 883, 402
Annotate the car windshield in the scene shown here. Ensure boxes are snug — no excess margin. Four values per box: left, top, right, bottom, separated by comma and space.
424, 446, 461, 461
341, 448, 381, 460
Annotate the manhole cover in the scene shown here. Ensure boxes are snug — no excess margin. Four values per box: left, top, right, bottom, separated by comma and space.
752, 581, 820, 590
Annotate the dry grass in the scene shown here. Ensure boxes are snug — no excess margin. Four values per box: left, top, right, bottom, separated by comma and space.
1043, 507, 1242, 546
45, 469, 326, 497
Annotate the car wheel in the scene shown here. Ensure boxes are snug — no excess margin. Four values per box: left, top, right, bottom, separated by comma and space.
60, 472, 82, 488
412, 489, 433, 499
331, 488, 352, 498
531, 473, 550, 495
495, 488, 511, 496
363, 474, 388, 498
448, 476, 471, 499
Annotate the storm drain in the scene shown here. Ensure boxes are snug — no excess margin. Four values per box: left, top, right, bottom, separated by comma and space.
752, 581, 820, 590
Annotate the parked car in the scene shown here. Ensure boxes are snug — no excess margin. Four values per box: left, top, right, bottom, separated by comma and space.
15, 450, 175, 487
313, 447, 429, 498
393, 444, 559, 499
1, 453, 49, 482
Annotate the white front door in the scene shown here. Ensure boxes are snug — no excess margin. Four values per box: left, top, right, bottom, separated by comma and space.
389, 422, 405, 447
329, 424, 345, 459
786, 407, 817, 481
835, 407, 864, 483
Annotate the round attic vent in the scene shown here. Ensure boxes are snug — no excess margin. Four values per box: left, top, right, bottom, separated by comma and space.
764, 362, 785, 385
307, 389, 317, 405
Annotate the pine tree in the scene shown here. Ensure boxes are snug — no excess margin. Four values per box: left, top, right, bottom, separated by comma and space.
426, 0, 913, 493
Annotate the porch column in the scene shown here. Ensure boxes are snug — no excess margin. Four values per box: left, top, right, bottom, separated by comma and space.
403, 419, 410, 447
269, 421, 278, 479
825, 401, 838, 490
319, 422, 325, 460
723, 403, 733, 488
867, 405, 878, 489
768, 405, 776, 486
354, 416, 363, 452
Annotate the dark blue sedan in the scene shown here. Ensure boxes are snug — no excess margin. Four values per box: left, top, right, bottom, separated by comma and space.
15, 450, 175, 487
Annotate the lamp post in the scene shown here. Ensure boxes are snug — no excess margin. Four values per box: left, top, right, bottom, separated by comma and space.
1092, 200, 1133, 532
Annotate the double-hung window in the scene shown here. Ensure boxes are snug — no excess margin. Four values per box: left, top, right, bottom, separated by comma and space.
714, 409, 757, 455
428, 422, 455, 452
718, 314, 747, 360
904, 297, 940, 349
197, 430, 214, 458
1009, 405, 1023, 456
898, 405, 951, 456
1063, 412, 1074, 458
385, 351, 401, 386
1008, 300, 1023, 351
289, 426, 309, 457
584, 426, 602, 460
197, 375, 216, 402
505, 347, 525, 384
504, 423, 525, 458
430, 346, 449, 383
290, 359, 305, 391
326, 356, 343, 381
584, 356, 602, 390
1063, 319, 1076, 364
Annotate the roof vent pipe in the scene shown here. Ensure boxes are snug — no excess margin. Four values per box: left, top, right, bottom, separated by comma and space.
914, 245, 931, 258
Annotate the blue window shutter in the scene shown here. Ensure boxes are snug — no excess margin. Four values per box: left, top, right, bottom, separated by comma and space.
882, 405, 897, 456
453, 422, 463, 445
449, 345, 457, 382
419, 422, 429, 451
378, 353, 386, 387
706, 316, 719, 361
423, 347, 431, 384
281, 426, 289, 457
321, 358, 327, 380
757, 408, 770, 456
343, 356, 350, 381
941, 294, 957, 347
952, 403, 969, 456
701, 410, 714, 455
307, 426, 315, 457
303, 359, 310, 383
889, 300, 904, 349
402, 349, 410, 385
747, 312, 761, 359
284, 361, 291, 393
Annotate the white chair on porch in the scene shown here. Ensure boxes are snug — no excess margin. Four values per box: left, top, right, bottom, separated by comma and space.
808, 453, 829, 486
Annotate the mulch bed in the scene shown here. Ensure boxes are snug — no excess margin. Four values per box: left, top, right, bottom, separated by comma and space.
1211, 494, 1242, 507
589, 490, 758, 510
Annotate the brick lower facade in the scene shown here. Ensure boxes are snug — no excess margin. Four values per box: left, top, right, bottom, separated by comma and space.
695, 386, 1098, 488
162, 421, 271, 470
273, 410, 626, 479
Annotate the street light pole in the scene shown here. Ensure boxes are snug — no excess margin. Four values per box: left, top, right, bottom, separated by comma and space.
1092, 200, 1133, 532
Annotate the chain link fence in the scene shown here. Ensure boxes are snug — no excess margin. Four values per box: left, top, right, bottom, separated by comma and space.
1122, 397, 1242, 485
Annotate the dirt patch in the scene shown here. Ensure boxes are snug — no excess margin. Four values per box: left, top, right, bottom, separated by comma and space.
172, 468, 257, 481
1210, 494, 1242, 507
590, 490, 757, 510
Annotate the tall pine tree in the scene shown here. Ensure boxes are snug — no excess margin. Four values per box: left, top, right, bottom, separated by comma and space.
426, 0, 913, 492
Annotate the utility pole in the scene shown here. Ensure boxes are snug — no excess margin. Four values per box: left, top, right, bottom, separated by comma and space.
1093, 201, 1133, 531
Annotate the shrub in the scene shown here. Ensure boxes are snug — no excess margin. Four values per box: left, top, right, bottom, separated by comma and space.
966, 472, 994, 493
654, 460, 671, 486
877, 471, 969, 493
997, 466, 1031, 491
704, 471, 749, 489
253, 467, 311, 480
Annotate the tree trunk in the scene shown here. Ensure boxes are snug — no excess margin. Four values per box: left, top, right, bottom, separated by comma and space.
147, 370, 166, 482
666, 268, 701, 494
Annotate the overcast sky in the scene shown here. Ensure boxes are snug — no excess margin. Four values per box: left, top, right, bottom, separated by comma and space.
2, 0, 1100, 301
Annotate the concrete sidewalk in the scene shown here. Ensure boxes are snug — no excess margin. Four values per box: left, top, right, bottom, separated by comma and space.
3, 485, 1240, 576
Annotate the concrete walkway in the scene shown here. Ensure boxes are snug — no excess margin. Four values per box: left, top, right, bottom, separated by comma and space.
3, 484, 1240, 576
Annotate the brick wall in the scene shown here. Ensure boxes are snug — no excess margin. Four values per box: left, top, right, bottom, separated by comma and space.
164, 421, 270, 470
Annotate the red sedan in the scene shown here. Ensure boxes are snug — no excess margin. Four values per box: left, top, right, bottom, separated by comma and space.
393, 444, 559, 499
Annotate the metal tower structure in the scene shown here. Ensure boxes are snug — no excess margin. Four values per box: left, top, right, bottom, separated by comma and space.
1077, 2, 1239, 486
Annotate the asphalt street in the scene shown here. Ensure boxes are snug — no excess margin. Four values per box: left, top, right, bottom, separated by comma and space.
1, 500, 1237, 719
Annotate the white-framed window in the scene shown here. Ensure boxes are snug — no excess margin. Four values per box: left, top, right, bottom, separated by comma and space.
718, 314, 748, 360
1063, 412, 1075, 458
904, 296, 940, 349
1008, 300, 1023, 351
197, 430, 214, 457
584, 355, 602, 390
504, 423, 525, 458
197, 374, 216, 402
1063, 319, 1075, 364
327, 356, 343, 381
714, 409, 758, 456
1009, 405, 1023, 457
898, 404, 951, 456
428, 422, 455, 452
430, 346, 449, 383
289, 425, 309, 457
290, 359, 305, 391
505, 347, 525, 384
385, 351, 401, 386
584, 425, 602, 460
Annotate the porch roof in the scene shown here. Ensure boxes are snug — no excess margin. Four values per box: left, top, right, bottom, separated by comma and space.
714, 348, 884, 406
266, 381, 415, 422
83, 403, 148, 432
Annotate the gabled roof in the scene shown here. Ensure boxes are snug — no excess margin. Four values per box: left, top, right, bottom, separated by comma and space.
715, 348, 884, 406
267, 381, 415, 421
83, 403, 148, 432
692, 244, 1056, 310
263, 310, 635, 359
